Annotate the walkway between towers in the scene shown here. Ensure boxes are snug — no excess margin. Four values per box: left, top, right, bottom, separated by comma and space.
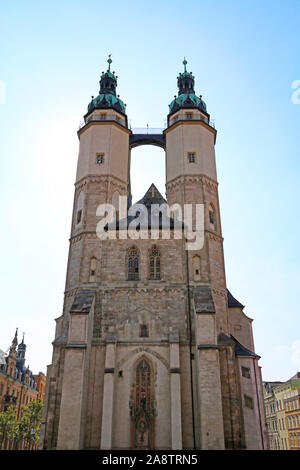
129, 127, 166, 149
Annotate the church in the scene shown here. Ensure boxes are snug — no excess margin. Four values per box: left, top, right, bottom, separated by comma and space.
39, 57, 267, 450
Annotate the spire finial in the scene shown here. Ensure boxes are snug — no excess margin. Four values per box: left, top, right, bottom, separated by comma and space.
22, 332, 25, 343
183, 57, 187, 72
107, 54, 112, 71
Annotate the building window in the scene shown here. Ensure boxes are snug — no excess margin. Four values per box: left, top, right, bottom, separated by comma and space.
209, 203, 216, 230
76, 209, 82, 224
96, 153, 104, 164
186, 113, 193, 120
100, 113, 107, 120
241, 366, 251, 379
244, 394, 254, 409
89, 257, 97, 282
187, 152, 196, 163
128, 247, 139, 280
131, 357, 155, 449
193, 255, 201, 281
140, 324, 149, 338
149, 246, 160, 280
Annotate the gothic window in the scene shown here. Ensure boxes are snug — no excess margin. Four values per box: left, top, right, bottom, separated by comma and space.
149, 246, 160, 280
193, 255, 201, 281
128, 247, 139, 280
140, 324, 148, 338
130, 357, 155, 449
187, 152, 196, 163
209, 203, 216, 230
89, 257, 97, 282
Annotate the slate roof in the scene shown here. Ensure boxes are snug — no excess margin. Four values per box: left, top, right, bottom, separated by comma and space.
70, 289, 96, 313
108, 184, 184, 230
227, 289, 245, 309
230, 335, 260, 358
193, 287, 216, 314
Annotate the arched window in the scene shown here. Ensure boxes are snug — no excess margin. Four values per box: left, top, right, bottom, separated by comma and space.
130, 357, 155, 449
149, 246, 160, 280
140, 324, 148, 338
128, 247, 139, 280
209, 203, 216, 230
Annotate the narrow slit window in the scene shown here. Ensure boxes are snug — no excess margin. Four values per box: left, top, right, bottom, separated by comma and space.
89, 257, 97, 282
96, 153, 104, 164
188, 152, 196, 163
77, 209, 82, 224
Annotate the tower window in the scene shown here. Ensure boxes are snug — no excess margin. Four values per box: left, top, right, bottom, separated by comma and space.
186, 113, 193, 120
244, 394, 254, 409
241, 366, 251, 379
209, 203, 216, 230
140, 324, 149, 338
128, 247, 139, 280
77, 209, 82, 224
149, 246, 160, 280
193, 255, 201, 281
188, 152, 196, 163
96, 153, 104, 164
89, 257, 97, 282
100, 114, 107, 120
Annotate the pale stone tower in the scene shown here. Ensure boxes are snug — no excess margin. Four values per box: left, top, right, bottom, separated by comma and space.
39, 57, 267, 450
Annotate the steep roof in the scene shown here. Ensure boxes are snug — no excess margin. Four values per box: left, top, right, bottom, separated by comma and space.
110, 184, 183, 230
227, 289, 245, 309
230, 335, 260, 358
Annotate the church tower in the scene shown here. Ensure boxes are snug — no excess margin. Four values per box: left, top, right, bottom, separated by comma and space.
39, 58, 267, 450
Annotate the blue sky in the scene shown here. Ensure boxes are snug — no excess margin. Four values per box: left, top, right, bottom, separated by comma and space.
0, 0, 299, 381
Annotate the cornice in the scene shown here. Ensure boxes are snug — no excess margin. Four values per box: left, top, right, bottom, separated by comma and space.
75, 174, 127, 192
166, 174, 218, 192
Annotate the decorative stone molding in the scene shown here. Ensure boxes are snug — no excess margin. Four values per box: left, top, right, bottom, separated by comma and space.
75, 174, 127, 192
211, 287, 227, 299
166, 174, 218, 193
116, 347, 170, 371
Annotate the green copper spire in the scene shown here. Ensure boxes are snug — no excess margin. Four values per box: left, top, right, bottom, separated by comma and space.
87, 55, 126, 116
168, 59, 208, 116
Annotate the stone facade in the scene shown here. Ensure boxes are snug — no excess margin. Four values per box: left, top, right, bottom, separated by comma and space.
39, 61, 267, 450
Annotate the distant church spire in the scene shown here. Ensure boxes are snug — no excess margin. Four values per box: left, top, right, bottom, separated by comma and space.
107, 54, 112, 71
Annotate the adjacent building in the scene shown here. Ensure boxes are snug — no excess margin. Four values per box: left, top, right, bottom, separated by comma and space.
264, 373, 300, 450
0, 330, 46, 419
283, 374, 300, 450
